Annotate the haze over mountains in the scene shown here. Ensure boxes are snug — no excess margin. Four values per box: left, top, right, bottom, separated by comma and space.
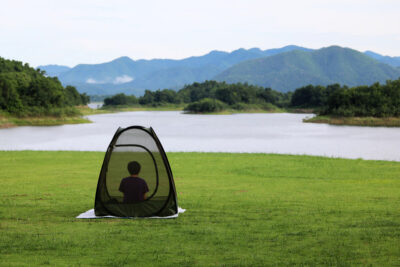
38, 45, 400, 95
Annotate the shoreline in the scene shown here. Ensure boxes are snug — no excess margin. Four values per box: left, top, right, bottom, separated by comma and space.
0, 150, 398, 163
0, 150, 397, 163
0, 106, 97, 128
0, 115, 91, 129
1, 105, 285, 128
304, 115, 400, 127
2, 105, 400, 128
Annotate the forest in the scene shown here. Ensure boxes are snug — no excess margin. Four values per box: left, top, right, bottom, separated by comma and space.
103, 79, 400, 117
291, 80, 400, 117
0, 57, 89, 117
103, 80, 290, 113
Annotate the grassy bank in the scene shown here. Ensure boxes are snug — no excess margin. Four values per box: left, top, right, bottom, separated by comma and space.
0, 110, 91, 128
1, 151, 400, 266
305, 115, 400, 127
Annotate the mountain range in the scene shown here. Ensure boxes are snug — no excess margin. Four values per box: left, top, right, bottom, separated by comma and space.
37, 45, 400, 95
215, 46, 400, 92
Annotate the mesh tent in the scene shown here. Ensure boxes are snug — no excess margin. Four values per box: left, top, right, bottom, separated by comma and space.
94, 126, 178, 217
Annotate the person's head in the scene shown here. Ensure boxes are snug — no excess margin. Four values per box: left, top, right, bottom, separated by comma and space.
127, 161, 141, 175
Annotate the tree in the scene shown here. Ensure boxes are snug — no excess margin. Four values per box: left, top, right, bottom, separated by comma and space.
0, 56, 92, 116
184, 98, 225, 113
104, 93, 138, 106
215, 87, 240, 105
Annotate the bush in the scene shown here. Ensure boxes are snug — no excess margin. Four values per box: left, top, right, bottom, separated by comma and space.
103, 93, 138, 106
230, 103, 246, 110
184, 98, 226, 113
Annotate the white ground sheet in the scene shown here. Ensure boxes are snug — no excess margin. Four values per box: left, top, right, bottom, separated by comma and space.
76, 207, 186, 219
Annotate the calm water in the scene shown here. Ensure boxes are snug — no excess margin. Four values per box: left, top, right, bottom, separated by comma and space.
0, 111, 399, 161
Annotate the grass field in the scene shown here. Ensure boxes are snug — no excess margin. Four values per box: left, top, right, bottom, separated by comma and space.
1, 151, 400, 266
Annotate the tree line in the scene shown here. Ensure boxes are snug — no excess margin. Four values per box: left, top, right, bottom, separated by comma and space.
103, 79, 400, 116
103, 81, 290, 112
291, 80, 400, 117
0, 57, 89, 117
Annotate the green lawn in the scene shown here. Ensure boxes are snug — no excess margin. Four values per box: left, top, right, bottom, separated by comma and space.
1, 151, 400, 266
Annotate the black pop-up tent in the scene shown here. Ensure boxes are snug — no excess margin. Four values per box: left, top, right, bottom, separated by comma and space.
94, 126, 178, 217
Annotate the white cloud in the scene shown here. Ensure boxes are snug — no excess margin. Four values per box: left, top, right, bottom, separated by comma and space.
86, 78, 104, 84
113, 75, 134, 84
86, 75, 134, 84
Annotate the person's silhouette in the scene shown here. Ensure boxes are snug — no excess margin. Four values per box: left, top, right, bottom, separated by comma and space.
119, 161, 149, 203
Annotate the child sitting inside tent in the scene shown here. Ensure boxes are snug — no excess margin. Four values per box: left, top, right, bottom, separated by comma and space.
94, 126, 178, 217
119, 161, 149, 203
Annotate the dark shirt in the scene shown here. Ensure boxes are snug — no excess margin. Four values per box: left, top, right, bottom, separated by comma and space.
119, 176, 149, 203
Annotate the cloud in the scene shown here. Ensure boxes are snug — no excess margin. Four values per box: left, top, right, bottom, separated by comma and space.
86, 75, 134, 84
86, 78, 104, 84
113, 75, 134, 84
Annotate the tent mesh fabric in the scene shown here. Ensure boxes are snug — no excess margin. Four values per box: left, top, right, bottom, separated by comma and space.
94, 126, 178, 217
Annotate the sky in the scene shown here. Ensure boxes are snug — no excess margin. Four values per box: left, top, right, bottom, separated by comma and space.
1, 0, 399, 67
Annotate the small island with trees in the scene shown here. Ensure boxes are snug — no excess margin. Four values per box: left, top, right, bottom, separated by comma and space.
102, 80, 288, 113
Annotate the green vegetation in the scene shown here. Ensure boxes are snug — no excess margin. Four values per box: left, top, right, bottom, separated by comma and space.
101, 78, 400, 123
1, 151, 400, 265
0, 57, 89, 116
292, 80, 400, 117
103, 80, 290, 114
0, 112, 90, 128
0, 57, 90, 127
304, 115, 400, 127
101, 104, 185, 113
292, 79, 400, 126
104, 93, 138, 106
183, 98, 226, 113
322, 80, 400, 117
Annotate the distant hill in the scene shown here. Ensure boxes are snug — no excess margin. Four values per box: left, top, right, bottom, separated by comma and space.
37, 64, 71, 77
364, 51, 400, 67
38, 45, 400, 95
39, 45, 311, 95
214, 46, 400, 92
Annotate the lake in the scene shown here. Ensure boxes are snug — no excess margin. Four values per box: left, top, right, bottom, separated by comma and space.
0, 111, 399, 161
